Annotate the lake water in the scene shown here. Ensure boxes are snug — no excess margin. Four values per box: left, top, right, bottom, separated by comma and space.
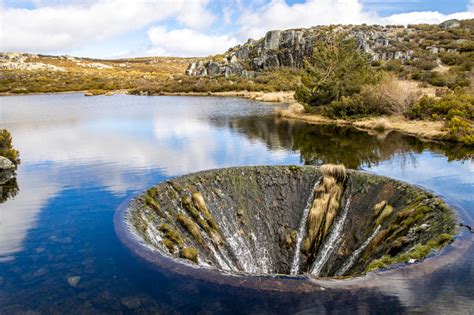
0, 94, 472, 314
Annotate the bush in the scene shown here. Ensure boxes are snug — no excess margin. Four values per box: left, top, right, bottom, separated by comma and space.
295, 33, 378, 109
446, 117, 474, 145
325, 74, 420, 118
0, 129, 20, 165
406, 92, 474, 145
428, 70, 469, 89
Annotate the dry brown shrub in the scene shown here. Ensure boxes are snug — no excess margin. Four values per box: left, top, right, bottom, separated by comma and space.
361, 74, 421, 115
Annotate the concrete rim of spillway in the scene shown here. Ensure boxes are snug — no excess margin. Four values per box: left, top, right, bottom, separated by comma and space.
114, 166, 470, 293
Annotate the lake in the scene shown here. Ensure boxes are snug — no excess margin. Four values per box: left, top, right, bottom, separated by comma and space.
0, 94, 472, 313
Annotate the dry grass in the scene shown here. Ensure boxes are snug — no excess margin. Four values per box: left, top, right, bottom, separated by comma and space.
360, 75, 422, 115
179, 247, 199, 263
376, 204, 394, 225
373, 200, 387, 217
176, 213, 203, 245
321, 164, 347, 183
304, 164, 346, 255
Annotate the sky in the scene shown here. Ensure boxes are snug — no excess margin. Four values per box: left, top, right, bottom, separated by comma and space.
1, 0, 474, 58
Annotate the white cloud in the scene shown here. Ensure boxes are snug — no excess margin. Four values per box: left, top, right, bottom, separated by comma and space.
1, 0, 474, 57
147, 26, 238, 57
236, 0, 379, 40
381, 11, 474, 25
236, 0, 474, 41
0, 0, 216, 52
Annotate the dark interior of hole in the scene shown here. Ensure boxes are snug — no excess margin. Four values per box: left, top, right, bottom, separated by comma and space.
126, 166, 457, 278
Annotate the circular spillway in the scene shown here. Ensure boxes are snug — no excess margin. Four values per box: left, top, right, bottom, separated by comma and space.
116, 165, 458, 289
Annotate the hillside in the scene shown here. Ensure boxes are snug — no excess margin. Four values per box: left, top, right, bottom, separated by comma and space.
0, 53, 195, 94
1, 19, 472, 96
187, 19, 473, 91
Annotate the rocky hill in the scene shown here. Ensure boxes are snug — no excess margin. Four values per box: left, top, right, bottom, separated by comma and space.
186, 19, 473, 78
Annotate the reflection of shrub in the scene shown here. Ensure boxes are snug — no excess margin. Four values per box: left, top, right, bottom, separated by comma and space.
0, 129, 20, 165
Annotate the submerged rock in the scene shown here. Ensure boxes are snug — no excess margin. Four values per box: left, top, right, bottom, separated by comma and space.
123, 165, 457, 278
120, 296, 141, 309
68, 276, 81, 287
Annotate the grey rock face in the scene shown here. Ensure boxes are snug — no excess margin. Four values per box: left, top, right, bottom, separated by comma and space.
440, 19, 461, 29
186, 19, 464, 78
264, 30, 282, 50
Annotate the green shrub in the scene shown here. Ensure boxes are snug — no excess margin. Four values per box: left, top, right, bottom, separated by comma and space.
295, 32, 378, 109
0, 129, 20, 165
446, 117, 474, 145
406, 92, 474, 145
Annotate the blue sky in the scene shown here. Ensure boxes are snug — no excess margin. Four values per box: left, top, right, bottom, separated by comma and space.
1, 0, 473, 58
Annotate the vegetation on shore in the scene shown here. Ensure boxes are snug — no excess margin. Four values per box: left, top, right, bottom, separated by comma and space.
0, 129, 20, 165
293, 33, 473, 145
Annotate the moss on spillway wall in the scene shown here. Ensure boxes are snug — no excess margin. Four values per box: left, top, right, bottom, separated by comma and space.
126, 165, 457, 278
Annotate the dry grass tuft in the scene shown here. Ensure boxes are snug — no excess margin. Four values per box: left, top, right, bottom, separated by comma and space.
304, 167, 345, 255
373, 200, 387, 217
321, 164, 347, 183
179, 247, 199, 263
177, 214, 203, 245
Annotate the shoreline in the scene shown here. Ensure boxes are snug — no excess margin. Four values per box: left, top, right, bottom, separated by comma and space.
279, 109, 449, 143
1, 89, 456, 144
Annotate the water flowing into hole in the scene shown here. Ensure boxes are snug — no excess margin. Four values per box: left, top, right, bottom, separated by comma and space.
290, 179, 321, 275
336, 225, 382, 276
120, 165, 457, 279
310, 196, 352, 276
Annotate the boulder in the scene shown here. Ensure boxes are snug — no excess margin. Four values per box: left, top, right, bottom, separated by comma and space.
440, 19, 461, 29
264, 30, 282, 50
0, 156, 15, 171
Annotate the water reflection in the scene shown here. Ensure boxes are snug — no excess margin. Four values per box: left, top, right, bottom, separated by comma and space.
223, 115, 473, 168
0, 177, 18, 204
0, 94, 472, 313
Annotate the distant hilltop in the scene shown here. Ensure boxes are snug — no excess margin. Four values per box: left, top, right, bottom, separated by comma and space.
186, 19, 473, 78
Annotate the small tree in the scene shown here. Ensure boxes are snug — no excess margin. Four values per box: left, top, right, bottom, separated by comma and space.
0, 129, 20, 165
295, 33, 377, 110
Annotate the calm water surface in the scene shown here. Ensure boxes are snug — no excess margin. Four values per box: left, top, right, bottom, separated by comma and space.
0, 94, 472, 314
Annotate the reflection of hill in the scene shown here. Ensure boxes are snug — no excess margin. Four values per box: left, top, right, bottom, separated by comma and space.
0, 177, 19, 204
221, 115, 473, 169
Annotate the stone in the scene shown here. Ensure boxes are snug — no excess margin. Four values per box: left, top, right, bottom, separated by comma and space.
207, 61, 221, 76
264, 30, 282, 50
439, 19, 461, 29
120, 296, 141, 309
68, 276, 81, 287
0, 156, 15, 171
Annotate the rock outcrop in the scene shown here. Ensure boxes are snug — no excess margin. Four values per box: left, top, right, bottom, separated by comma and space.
0, 53, 65, 72
0, 156, 16, 184
186, 19, 463, 77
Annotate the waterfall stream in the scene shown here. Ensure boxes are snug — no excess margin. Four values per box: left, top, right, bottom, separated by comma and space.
310, 196, 352, 276
336, 224, 381, 276
289, 179, 321, 275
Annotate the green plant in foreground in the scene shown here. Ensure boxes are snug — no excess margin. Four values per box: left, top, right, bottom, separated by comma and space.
0, 129, 20, 165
